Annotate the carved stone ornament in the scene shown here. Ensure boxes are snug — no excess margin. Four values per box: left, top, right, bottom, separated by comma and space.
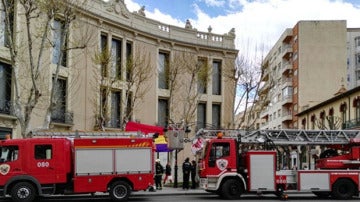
105, 0, 130, 19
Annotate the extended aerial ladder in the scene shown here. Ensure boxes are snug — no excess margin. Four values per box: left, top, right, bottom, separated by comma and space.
30, 130, 149, 138
195, 128, 360, 145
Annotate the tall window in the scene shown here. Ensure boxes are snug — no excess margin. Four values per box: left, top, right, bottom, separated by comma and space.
0, 0, 13, 47
328, 108, 334, 129
0, 127, 12, 140
319, 111, 326, 129
110, 91, 121, 128
212, 61, 221, 95
126, 91, 132, 121
158, 99, 168, 127
100, 34, 108, 77
354, 98, 360, 122
356, 54, 360, 68
111, 38, 122, 79
197, 103, 206, 130
212, 104, 221, 129
51, 78, 67, 123
100, 88, 108, 123
355, 36, 360, 47
197, 58, 207, 94
52, 19, 67, 67
158, 52, 169, 89
0, 63, 12, 114
310, 115, 316, 130
126, 41, 133, 81
340, 103, 347, 126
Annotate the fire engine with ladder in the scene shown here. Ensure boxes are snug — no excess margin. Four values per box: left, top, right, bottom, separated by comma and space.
196, 128, 360, 200
0, 130, 156, 202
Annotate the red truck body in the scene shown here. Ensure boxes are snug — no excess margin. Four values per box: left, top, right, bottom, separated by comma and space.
0, 135, 155, 202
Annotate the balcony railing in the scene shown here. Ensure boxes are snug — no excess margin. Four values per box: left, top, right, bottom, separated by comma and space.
51, 111, 73, 124
0, 99, 12, 115
342, 118, 360, 129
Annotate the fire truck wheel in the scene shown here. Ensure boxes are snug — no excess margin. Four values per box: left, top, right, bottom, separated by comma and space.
109, 181, 131, 201
221, 179, 242, 200
332, 178, 356, 200
10, 182, 36, 202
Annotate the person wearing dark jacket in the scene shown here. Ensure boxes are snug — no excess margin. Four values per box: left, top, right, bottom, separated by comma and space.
155, 159, 164, 190
182, 157, 191, 189
191, 160, 197, 189
163, 162, 172, 184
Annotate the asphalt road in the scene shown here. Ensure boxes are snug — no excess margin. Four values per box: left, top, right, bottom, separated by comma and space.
1, 194, 359, 202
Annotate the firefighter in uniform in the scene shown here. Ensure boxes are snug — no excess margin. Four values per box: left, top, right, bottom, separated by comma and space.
155, 159, 164, 190
182, 157, 191, 189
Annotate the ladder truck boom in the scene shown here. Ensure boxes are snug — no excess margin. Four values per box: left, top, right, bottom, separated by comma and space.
195, 128, 360, 145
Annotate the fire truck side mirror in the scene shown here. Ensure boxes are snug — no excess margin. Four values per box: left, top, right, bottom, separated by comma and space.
152, 133, 159, 140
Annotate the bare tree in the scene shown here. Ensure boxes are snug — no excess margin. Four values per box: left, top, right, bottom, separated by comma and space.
1, 0, 89, 138
224, 43, 270, 130
92, 45, 153, 131
315, 116, 342, 130
167, 51, 210, 129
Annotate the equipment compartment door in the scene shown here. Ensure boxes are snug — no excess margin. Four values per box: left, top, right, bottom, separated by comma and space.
249, 152, 276, 191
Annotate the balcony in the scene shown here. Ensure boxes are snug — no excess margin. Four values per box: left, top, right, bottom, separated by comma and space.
259, 82, 270, 95
0, 99, 12, 115
261, 68, 269, 82
281, 62, 292, 75
281, 95, 293, 106
282, 78, 293, 87
281, 111, 292, 122
282, 45, 292, 61
51, 111, 74, 125
342, 118, 360, 129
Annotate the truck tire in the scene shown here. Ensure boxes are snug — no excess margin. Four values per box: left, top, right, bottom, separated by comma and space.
109, 181, 131, 202
10, 182, 36, 202
332, 178, 356, 200
221, 179, 242, 200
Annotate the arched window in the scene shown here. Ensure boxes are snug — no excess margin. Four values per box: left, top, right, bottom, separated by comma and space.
328, 108, 334, 129
301, 118, 306, 129
319, 111, 326, 129
310, 115, 316, 129
353, 97, 360, 122
340, 102, 347, 127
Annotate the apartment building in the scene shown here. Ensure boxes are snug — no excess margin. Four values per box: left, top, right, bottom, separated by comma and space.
347, 28, 360, 89
259, 20, 348, 129
0, 0, 238, 140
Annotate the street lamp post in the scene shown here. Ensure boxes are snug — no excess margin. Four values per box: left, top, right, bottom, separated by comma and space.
173, 149, 178, 188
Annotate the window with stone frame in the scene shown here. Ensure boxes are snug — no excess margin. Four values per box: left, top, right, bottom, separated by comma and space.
52, 19, 67, 67
51, 77, 67, 123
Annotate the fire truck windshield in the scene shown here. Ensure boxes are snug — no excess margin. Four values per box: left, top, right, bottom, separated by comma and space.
0, 146, 19, 163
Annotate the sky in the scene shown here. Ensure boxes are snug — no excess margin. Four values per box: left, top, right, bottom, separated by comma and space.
123, 0, 360, 56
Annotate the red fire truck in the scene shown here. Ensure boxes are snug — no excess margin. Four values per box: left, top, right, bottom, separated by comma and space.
0, 131, 155, 202
197, 129, 360, 200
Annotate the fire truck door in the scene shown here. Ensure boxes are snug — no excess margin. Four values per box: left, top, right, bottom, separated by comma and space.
207, 142, 233, 175
30, 143, 57, 183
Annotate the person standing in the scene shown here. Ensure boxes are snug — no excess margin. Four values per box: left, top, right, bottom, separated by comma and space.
155, 159, 164, 190
190, 160, 197, 189
182, 157, 191, 189
163, 162, 172, 185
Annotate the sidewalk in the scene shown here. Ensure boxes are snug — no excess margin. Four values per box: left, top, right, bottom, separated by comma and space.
132, 186, 208, 196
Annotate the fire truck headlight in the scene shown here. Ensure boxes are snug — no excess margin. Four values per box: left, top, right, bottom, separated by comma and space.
244, 169, 248, 173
